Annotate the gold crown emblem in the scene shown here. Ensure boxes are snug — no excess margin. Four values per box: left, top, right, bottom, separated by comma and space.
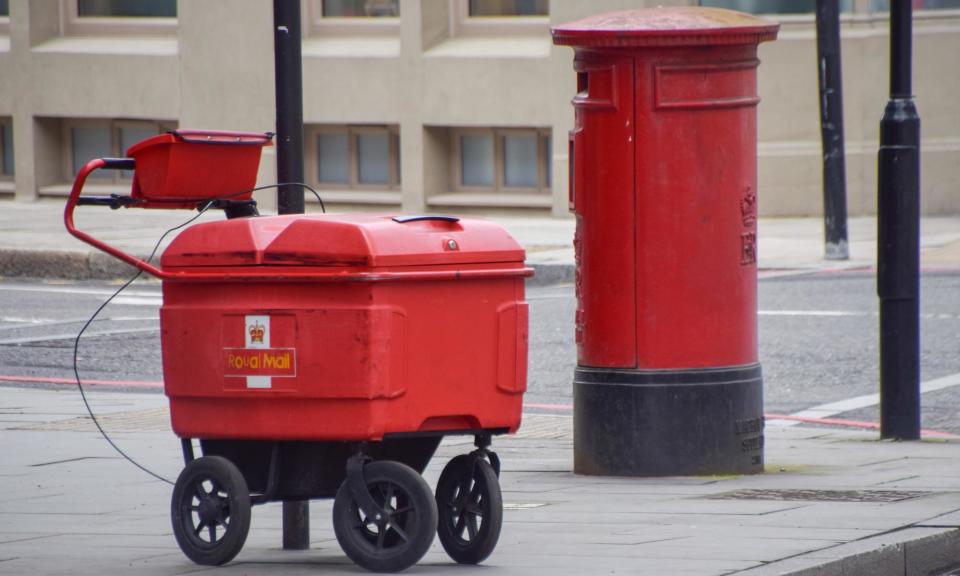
249, 322, 265, 344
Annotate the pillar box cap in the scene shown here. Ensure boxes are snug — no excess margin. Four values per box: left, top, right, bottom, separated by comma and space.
551, 7, 778, 48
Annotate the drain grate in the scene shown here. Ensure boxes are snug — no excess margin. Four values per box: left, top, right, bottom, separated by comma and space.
707, 488, 931, 503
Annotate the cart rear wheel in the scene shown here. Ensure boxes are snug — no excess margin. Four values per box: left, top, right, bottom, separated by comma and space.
333, 460, 437, 573
171, 455, 251, 566
435, 454, 502, 564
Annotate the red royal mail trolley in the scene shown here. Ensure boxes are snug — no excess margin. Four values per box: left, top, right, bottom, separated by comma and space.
64, 130, 532, 572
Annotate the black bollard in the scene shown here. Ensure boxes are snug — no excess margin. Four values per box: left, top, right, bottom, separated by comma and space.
877, 0, 921, 440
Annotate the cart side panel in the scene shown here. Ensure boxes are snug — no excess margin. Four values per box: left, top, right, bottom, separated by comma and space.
160, 272, 526, 441
376, 276, 526, 436
162, 281, 391, 440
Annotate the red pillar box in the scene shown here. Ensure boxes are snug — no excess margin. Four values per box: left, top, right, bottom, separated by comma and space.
553, 8, 778, 476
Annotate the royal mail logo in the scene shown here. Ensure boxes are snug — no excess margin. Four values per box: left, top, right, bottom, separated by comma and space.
223, 315, 297, 389
248, 321, 266, 344
224, 348, 296, 376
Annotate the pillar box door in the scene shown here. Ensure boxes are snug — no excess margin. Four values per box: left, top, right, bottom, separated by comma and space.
553, 8, 778, 477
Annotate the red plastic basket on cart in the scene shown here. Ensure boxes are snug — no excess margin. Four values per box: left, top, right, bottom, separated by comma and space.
126, 130, 273, 208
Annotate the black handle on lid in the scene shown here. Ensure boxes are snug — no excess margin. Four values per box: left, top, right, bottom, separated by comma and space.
392, 215, 460, 224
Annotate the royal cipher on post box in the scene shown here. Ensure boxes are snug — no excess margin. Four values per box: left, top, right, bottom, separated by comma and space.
552, 8, 778, 476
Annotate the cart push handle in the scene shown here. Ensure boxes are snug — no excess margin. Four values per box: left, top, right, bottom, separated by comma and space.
64, 157, 168, 279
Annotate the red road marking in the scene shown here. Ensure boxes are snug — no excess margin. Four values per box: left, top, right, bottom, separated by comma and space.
0, 374, 163, 389
764, 413, 959, 439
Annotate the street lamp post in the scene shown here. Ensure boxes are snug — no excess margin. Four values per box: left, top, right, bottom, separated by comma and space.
274, 0, 306, 216
273, 0, 309, 548
815, 0, 849, 260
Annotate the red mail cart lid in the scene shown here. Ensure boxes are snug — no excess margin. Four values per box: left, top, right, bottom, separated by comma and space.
161, 214, 525, 268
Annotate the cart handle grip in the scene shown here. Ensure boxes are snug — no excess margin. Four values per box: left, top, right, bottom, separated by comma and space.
64, 158, 171, 280
100, 158, 136, 171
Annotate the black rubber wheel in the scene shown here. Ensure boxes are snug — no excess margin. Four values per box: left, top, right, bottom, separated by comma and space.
171, 455, 251, 566
435, 454, 503, 564
333, 460, 438, 573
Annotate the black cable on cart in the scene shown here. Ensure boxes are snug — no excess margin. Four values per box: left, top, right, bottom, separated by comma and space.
72, 183, 325, 483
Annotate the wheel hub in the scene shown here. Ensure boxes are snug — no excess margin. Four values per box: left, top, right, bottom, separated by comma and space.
198, 494, 221, 526
372, 512, 387, 529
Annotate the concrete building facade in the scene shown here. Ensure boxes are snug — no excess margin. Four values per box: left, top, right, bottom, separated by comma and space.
0, 0, 958, 217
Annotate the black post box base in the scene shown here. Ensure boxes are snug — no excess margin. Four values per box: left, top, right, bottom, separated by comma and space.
573, 364, 764, 477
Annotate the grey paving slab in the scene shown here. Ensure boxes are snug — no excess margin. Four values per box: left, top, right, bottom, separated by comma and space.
0, 533, 55, 546
878, 475, 960, 491
732, 528, 960, 576
744, 505, 947, 532
921, 509, 960, 526
905, 529, 960, 575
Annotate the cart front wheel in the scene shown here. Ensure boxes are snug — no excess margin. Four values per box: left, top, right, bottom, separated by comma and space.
171, 455, 251, 566
333, 460, 437, 573
435, 454, 503, 564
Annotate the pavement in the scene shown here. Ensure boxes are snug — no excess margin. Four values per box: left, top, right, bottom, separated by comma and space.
1, 197, 960, 575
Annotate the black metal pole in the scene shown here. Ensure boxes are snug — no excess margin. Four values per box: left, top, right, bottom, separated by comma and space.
815, 0, 849, 260
274, 0, 309, 548
274, 0, 305, 215
878, 0, 921, 440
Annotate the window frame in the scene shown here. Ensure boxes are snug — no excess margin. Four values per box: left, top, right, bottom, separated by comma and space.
450, 0, 550, 36
63, 118, 177, 184
61, 0, 177, 37
451, 127, 551, 195
305, 124, 402, 192
306, 0, 400, 37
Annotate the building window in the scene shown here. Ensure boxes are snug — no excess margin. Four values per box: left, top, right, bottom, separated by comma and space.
307, 0, 400, 36
1, 120, 13, 177
699, 0, 851, 13
870, 0, 960, 10
468, 0, 547, 16
64, 0, 177, 36
453, 128, 550, 194
321, 0, 398, 17
0, 0, 9, 35
702, 0, 960, 13
307, 125, 401, 190
452, 0, 549, 35
77, 0, 176, 17
65, 119, 176, 182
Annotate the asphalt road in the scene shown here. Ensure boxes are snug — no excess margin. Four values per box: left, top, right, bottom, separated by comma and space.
1, 272, 958, 435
